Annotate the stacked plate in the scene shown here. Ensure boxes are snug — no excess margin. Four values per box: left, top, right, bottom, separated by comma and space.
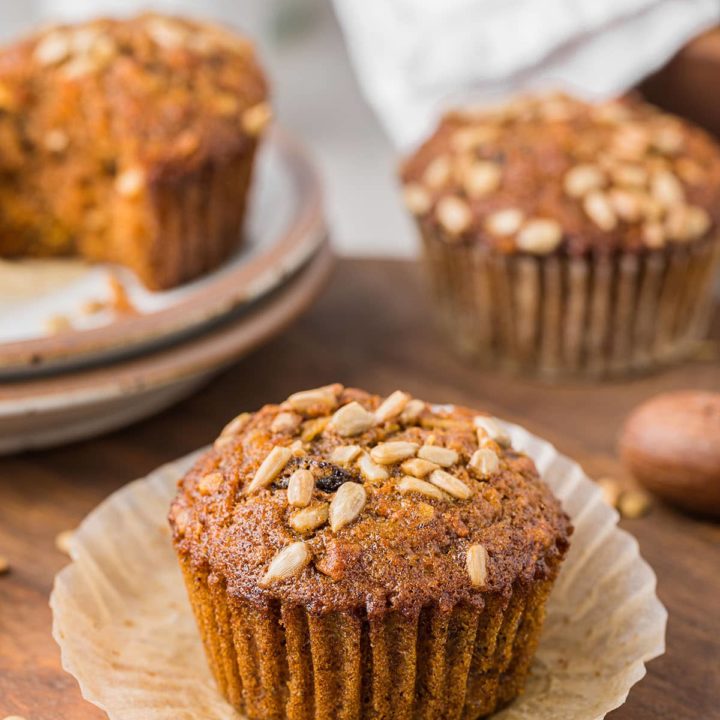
0, 129, 332, 454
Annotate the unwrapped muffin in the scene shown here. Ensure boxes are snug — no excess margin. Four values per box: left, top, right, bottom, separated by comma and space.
400, 94, 720, 378
0, 14, 269, 290
169, 385, 571, 719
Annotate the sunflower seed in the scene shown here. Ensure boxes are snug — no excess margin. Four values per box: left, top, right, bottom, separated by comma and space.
450, 125, 498, 152
608, 188, 643, 222
610, 163, 648, 188
516, 218, 563, 254
271, 412, 303, 434
403, 183, 432, 215
115, 167, 146, 198
330, 445, 362, 466
652, 124, 684, 154
287, 469, 314, 507
469, 448, 500, 477
242, 101, 272, 137
473, 416, 510, 447
466, 544, 489, 587
401, 457, 439, 478
423, 156, 451, 188
247, 446, 293, 493
218, 412, 251, 440
375, 390, 411, 423
400, 399, 425, 424
417, 445, 458, 467
34, 31, 71, 65
428, 469, 472, 500
397, 476, 447, 500
301, 416, 330, 442
563, 164, 605, 198
288, 386, 340, 414
437, 196, 472, 235
651, 170, 684, 208
370, 441, 419, 465
289, 503, 329, 533
329, 482, 367, 532
460, 160, 501, 198
484, 208, 524, 236
259, 542, 311, 586
329, 401, 375, 437
357, 452, 389, 482
583, 191, 617, 231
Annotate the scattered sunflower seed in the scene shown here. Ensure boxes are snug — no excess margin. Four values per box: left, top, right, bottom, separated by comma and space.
397, 476, 447, 501
429, 469, 472, 500
328, 401, 375, 437
375, 390, 411, 423
289, 504, 329, 533
259, 542, 311, 586
330, 445, 362, 466
516, 218, 563, 254
287, 469, 314, 507
400, 399, 425, 424
417, 445, 458, 467
287, 386, 340, 414
370, 441, 419, 465
436, 196, 472, 236
469, 448, 500, 477
357, 452, 389, 482
401, 457, 439, 478
271, 411, 303, 434
403, 183, 432, 215
472, 416, 510, 447
329, 482, 367, 532
247, 446, 293, 493
466, 544, 489, 587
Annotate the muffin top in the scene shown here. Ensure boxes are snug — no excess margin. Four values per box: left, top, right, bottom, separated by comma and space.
170, 386, 571, 616
400, 94, 720, 256
0, 14, 269, 179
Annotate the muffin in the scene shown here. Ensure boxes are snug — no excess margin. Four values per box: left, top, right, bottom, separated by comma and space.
169, 384, 571, 719
400, 93, 720, 378
0, 14, 269, 290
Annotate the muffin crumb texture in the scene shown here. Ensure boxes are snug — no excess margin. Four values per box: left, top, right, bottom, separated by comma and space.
170, 385, 571, 719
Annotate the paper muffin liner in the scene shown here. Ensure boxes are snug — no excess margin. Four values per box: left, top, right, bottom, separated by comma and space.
179, 555, 556, 719
421, 229, 720, 379
51, 423, 667, 720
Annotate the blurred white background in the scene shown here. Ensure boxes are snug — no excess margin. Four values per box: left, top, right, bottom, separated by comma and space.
0, 0, 417, 257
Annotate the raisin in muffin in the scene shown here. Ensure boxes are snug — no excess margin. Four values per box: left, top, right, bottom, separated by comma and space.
0, 14, 269, 290
400, 93, 720, 378
170, 385, 571, 719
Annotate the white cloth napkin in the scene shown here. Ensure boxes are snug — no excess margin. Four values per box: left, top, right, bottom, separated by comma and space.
333, 0, 720, 150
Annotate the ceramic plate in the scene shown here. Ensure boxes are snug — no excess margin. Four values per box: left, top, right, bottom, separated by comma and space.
0, 127, 325, 378
0, 241, 333, 454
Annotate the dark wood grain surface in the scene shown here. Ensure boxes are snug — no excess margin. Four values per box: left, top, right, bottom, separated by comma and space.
1, 259, 718, 720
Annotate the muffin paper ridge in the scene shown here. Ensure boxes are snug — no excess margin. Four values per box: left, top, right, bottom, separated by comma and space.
51, 426, 667, 720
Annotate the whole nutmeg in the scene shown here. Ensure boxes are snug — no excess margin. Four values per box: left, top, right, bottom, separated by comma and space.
619, 391, 720, 517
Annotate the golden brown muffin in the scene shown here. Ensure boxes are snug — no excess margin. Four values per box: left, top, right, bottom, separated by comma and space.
400, 93, 720, 378
0, 14, 269, 290
169, 385, 571, 719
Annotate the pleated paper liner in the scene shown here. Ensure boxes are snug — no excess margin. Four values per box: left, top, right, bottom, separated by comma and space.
51, 423, 667, 720
421, 230, 720, 379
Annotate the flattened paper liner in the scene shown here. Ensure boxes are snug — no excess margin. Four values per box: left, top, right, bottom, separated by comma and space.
51, 423, 667, 720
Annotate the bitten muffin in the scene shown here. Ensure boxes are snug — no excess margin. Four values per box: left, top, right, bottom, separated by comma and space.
170, 384, 571, 719
400, 93, 720, 378
0, 14, 270, 290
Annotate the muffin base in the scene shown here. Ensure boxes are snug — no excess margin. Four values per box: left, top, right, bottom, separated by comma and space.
421, 229, 720, 380
180, 556, 556, 720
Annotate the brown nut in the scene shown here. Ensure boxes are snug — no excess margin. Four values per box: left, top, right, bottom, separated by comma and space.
619, 391, 720, 517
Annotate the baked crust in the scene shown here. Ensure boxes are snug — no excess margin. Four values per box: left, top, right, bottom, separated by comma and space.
400, 93, 720, 256
170, 386, 571, 617
0, 14, 269, 289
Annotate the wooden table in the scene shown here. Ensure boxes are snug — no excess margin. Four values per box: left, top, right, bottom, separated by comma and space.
1, 259, 718, 720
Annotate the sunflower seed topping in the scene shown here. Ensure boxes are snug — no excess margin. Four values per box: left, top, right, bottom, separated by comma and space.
287, 469, 314, 507
375, 390, 411, 423
259, 542, 311, 586
271, 412, 303, 434
398, 476, 447, 501
437, 196, 472, 236
329, 401, 376, 437
329, 482, 367, 532
466, 544, 489, 587
469, 448, 500, 477
428, 469, 472, 500
473, 416, 510, 447
330, 445, 362, 466
288, 386, 340, 414
357, 453, 390, 482
247, 446, 293, 493
289, 504, 329, 533
417, 445, 459, 467
370, 441, 419, 465
516, 218, 563, 254
401, 457, 439, 478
